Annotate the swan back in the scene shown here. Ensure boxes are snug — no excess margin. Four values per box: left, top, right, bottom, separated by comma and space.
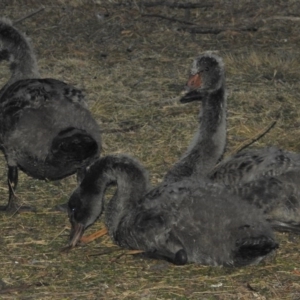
210, 146, 300, 185
119, 178, 278, 266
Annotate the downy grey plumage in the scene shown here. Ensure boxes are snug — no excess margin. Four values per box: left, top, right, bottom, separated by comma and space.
164, 52, 227, 183
179, 52, 300, 233
67, 154, 278, 267
0, 18, 101, 211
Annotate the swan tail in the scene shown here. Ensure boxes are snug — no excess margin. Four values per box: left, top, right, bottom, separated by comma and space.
51, 127, 99, 164
233, 235, 278, 266
270, 220, 300, 234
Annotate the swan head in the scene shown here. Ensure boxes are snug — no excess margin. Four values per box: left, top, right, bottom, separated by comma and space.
67, 186, 103, 248
180, 52, 224, 103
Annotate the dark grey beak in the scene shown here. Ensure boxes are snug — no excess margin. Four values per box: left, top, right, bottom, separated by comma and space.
180, 89, 204, 103
69, 221, 85, 248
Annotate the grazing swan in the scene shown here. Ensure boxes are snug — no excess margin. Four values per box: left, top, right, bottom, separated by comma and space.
67, 154, 278, 267
179, 52, 300, 233
0, 18, 101, 212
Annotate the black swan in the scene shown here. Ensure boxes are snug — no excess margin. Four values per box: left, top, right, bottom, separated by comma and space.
179, 52, 300, 233
67, 154, 277, 267
164, 52, 226, 184
0, 18, 101, 212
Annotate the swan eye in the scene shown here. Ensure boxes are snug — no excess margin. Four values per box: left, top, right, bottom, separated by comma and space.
199, 67, 209, 73
68, 206, 76, 219
71, 207, 77, 216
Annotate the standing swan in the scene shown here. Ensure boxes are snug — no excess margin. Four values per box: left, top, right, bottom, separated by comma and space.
179, 52, 300, 233
0, 18, 101, 212
67, 154, 278, 267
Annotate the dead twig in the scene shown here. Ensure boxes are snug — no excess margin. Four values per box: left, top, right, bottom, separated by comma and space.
49, 226, 70, 244
7, 240, 47, 246
141, 13, 197, 25
13, 6, 45, 25
178, 24, 258, 34
264, 16, 300, 22
110, 249, 144, 262
88, 248, 143, 258
0, 283, 32, 295
142, 1, 215, 9
208, 118, 278, 176
80, 228, 108, 244
177, 15, 300, 34
0, 281, 49, 295
141, 14, 258, 32
88, 248, 121, 257
230, 118, 278, 155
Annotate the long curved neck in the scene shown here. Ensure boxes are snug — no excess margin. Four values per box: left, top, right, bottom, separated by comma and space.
77, 156, 150, 235
0, 18, 40, 92
164, 84, 227, 183
90, 156, 150, 238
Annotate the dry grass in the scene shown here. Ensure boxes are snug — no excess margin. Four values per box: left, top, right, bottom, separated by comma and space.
1, 0, 300, 299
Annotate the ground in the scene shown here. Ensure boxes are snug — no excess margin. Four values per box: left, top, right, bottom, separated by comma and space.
1, 0, 300, 299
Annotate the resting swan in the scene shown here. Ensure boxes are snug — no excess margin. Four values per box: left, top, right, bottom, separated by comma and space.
67, 154, 278, 267
178, 52, 300, 233
0, 18, 101, 212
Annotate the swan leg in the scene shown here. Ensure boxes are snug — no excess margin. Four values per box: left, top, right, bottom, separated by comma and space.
174, 249, 188, 265
8, 165, 18, 198
0, 166, 19, 212
133, 212, 188, 265
7, 165, 19, 210
146, 234, 188, 265
0, 166, 37, 213
146, 248, 187, 265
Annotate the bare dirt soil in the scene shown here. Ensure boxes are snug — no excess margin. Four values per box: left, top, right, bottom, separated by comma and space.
1, 1, 300, 299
